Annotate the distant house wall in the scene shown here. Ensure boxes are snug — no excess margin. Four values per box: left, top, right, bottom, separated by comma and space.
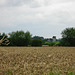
53, 36, 56, 42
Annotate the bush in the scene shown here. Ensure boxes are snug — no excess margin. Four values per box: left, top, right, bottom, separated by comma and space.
44, 42, 50, 45
48, 42, 55, 46
54, 42, 61, 46
59, 39, 70, 46
31, 39, 42, 47
48, 42, 61, 46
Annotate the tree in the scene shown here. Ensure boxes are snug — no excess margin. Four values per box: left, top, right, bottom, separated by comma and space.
61, 27, 75, 46
24, 31, 32, 46
32, 36, 44, 44
9, 31, 31, 46
32, 36, 44, 40
31, 39, 42, 47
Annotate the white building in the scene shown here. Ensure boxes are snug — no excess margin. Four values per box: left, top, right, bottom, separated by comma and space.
52, 36, 56, 42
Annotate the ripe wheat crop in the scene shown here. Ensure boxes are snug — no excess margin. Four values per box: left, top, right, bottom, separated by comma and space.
0, 47, 75, 75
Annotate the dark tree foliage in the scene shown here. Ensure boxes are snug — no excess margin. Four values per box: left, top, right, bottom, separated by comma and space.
24, 31, 32, 46
32, 36, 44, 40
9, 31, 31, 46
32, 36, 44, 44
61, 27, 75, 46
31, 39, 42, 47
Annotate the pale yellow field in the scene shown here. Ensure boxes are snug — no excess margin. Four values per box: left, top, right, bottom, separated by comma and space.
0, 47, 75, 75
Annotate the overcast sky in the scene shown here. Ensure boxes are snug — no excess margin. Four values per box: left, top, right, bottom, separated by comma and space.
0, 0, 75, 38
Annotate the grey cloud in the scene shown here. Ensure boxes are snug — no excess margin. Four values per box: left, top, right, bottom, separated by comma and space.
7, 0, 34, 6
0, 0, 75, 38
0, 0, 75, 8
0, 0, 34, 7
44, 0, 75, 6
0, 0, 43, 8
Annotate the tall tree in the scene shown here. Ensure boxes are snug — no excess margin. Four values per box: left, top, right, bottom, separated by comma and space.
61, 27, 75, 46
9, 31, 31, 46
24, 31, 32, 46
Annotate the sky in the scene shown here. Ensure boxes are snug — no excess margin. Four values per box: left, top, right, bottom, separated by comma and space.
0, 0, 75, 38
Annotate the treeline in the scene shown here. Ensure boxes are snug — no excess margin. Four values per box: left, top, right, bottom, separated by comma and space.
0, 31, 42, 46
0, 27, 75, 46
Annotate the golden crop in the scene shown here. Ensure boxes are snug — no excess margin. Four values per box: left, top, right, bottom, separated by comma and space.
0, 47, 75, 75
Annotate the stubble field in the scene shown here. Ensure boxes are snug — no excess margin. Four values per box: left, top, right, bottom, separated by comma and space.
0, 47, 75, 75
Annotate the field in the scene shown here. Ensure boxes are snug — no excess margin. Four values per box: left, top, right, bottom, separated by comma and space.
0, 47, 75, 75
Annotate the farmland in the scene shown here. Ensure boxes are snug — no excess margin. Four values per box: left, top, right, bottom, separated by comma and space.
0, 47, 75, 75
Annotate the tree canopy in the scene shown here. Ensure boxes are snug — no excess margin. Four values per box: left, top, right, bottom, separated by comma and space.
9, 31, 31, 46
31, 39, 42, 47
61, 27, 75, 46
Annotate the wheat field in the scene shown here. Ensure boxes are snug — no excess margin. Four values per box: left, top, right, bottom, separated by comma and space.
0, 47, 75, 75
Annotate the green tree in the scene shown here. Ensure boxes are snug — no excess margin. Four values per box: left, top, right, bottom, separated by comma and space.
61, 27, 75, 46
31, 39, 42, 47
9, 31, 31, 46
24, 31, 32, 46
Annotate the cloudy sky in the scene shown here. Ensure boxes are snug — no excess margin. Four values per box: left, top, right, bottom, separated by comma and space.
0, 0, 75, 38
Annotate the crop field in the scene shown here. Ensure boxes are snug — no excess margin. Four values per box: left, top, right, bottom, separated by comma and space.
0, 47, 75, 75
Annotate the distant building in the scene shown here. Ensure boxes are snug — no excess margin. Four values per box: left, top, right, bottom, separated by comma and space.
52, 36, 56, 42
47, 39, 50, 42
32, 35, 60, 43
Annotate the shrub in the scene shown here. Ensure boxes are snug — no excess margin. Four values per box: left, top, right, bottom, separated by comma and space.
31, 39, 42, 47
44, 42, 50, 45
54, 42, 61, 46
48, 42, 55, 46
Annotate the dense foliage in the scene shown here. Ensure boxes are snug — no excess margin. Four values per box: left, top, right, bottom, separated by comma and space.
9, 31, 31, 46
0, 27, 75, 46
31, 39, 42, 47
45, 42, 61, 46
61, 27, 75, 46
